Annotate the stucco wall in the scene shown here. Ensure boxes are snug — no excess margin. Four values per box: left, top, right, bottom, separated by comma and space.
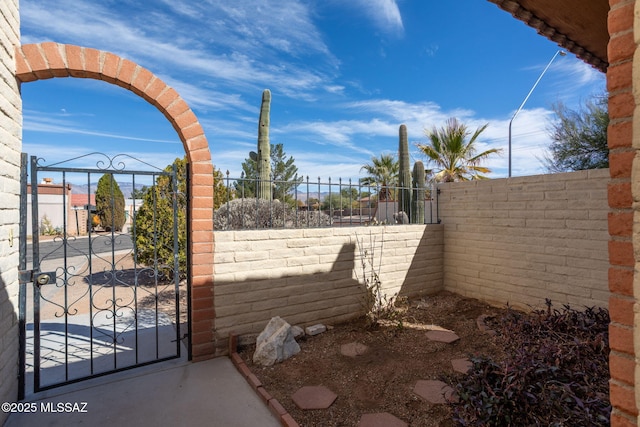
213, 225, 444, 344
0, 1, 21, 424
438, 169, 610, 310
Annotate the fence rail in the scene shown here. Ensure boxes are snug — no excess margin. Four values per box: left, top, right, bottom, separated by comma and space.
217, 174, 440, 230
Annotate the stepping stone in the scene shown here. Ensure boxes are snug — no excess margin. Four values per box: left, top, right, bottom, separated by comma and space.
357, 412, 407, 427
451, 358, 473, 373
292, 385, 337, 410
340, 342, 369, 357
426, 330, 460, 344
413, 380, 457, 404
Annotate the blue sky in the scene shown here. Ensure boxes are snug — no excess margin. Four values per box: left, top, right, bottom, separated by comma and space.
20, 0, 606, 182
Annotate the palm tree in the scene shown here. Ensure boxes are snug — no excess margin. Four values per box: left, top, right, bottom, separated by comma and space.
417, 118, 502, 182
360, 153, 399, 201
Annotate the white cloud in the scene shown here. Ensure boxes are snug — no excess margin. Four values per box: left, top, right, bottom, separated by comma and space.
20, 0, 338, 100
351, 0, 404, 36
23, 112, 180, 144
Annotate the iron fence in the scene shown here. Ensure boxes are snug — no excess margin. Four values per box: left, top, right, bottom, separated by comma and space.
216, 174, 440, 230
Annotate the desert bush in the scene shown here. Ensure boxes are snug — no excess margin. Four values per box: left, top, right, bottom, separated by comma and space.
354, 231, 404, 328
450, 301, 610, 426
214, 198, 331, 230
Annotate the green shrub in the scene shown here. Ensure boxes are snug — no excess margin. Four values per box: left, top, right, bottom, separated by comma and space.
95, 174, 126, 232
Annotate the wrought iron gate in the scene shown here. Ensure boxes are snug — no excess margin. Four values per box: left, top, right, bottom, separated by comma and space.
18, 153, 189, 395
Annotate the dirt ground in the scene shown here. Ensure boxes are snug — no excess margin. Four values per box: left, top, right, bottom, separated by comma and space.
238, 291, 509, 427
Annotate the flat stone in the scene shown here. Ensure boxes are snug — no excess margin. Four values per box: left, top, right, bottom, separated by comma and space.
305, 324, 327, 336
425, 330, 460, 344
340, 342, 369, 357
357, 412, 407, 427
292, 386, 337, 410
413, 380, 457, 404
451, 358, 473, 373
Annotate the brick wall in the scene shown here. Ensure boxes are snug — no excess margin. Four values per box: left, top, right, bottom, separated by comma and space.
213, 225, 443, 347
0, 1, 21, 424
438, 169, 610, 310
609, 0, 639, 425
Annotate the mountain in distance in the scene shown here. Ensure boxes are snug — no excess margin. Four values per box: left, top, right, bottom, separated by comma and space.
70, 181, 147, 199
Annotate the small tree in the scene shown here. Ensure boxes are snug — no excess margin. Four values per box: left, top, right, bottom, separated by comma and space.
133, 157, 228, 279
543, 94, 609, 172
133, 157, 187, 280
234, 143, 302, 204
95, 174, 126, 231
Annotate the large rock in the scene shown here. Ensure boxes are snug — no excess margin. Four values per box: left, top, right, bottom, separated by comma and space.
253, 316, 300, 366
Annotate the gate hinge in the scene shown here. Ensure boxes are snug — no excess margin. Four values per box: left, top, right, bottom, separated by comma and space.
18, 270, 56, 285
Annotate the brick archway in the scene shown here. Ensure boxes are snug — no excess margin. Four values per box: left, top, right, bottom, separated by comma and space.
15, 42, 215, 361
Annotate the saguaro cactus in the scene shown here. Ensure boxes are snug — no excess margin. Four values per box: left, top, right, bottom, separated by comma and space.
398, 124, 411, 220
411, 161, 426, 224
257, 89, 272, 200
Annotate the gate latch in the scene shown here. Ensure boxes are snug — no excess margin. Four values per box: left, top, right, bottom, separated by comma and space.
18, 270, 56, 286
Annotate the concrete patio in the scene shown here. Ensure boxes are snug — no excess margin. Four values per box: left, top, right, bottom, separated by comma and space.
4, 356, 281, 427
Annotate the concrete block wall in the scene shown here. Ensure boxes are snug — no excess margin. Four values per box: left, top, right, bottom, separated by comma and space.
0, 1, 21, 424
213, 224, 443, 345
438, 169, 610, 310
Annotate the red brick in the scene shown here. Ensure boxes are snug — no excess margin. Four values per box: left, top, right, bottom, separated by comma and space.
191, 330, 213, 344
610, 295, 635, 326
116, 59, 137, 86
65, 44, 85, 78
611, 411, 637, 427
41, 42, 69, 78
280, 414, 300, 427
174, 110, 198, 131
608, 32, 635, 64
191, 286, 213, 299
268, 399, 288, 417
609, 91, 634, 119
189, 146, 213, 163
609, 267, 634, 296
143, 77, 167, 102
166, 98, 190, 118
190, 162, 214, 175
609, 211, 633, 236
156, 87, 180, 110
246, 372, 263, 390
191, 319, 212, 334
609, 151, 634, 178
230, 352, 243, 366
191, 308, 215, 323
610, 323, 635, 355
608, 120, 632, 149
610, 381, 639, 416
607, 62, 632, 93
179, 123, 203, 142
130, 67, 154, 97
256, 386, 273, 404
609, 240, 634, 266
101, 52, 120, 84
610, 352, 635, 385
191, 263, 214, 277
83, 47, 101, 78
609, 2, 634, 34
22, 43, 52, 79
608, 182, 632, 209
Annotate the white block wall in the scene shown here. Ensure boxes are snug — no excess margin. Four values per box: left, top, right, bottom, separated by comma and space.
0, 0, 21, 423
213, 225, 444, 342
438, 169, 610, 310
